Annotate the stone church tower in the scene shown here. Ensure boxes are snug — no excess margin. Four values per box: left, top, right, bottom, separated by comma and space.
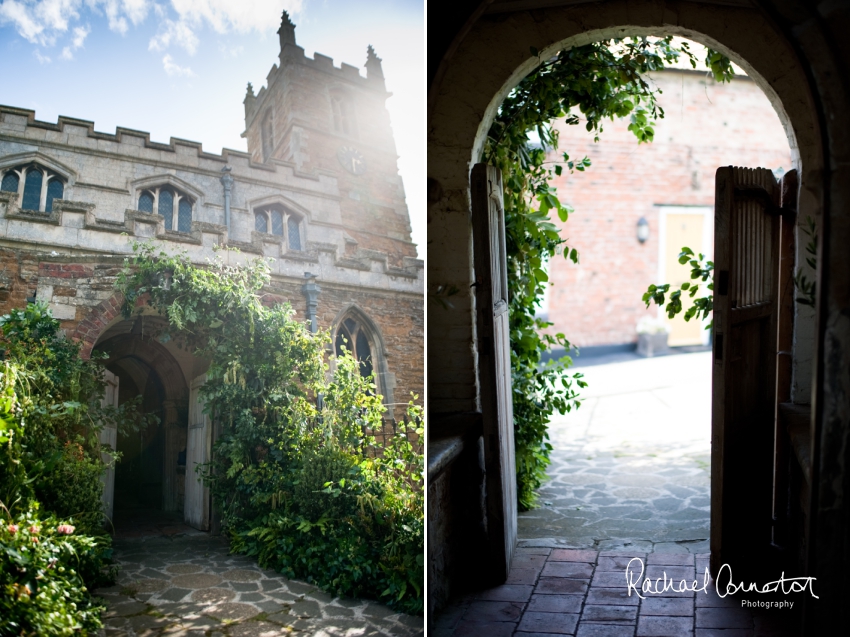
0, 11, 422, 530
243, 13, 415, 264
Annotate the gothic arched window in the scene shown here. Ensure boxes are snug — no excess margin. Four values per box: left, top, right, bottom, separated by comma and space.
0, 171, 18, 193
335, 316, 374, 381
46, 179, 64, 213
253, 205, 303, 251
330, 92, 357, 138
137, 186, 194, 233
261, 110, 274, 162
288, 215, 302, 251
0, 163, 65, 213
255, 210, 268, 233
139, 192, 154, 213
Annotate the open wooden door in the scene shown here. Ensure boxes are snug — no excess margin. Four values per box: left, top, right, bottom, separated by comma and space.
711, 166, 791, 577
471, 163, 517, 582
185, 374, 211, 530
99, 370, 119, 524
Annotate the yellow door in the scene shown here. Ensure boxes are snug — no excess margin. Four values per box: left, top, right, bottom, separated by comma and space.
665, 212, 705, 346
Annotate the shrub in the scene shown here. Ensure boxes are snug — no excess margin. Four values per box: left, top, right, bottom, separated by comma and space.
36, 444, 106, 535
0, 303, 134, 634
0, 506, 106, 637
118, 243, 424, 613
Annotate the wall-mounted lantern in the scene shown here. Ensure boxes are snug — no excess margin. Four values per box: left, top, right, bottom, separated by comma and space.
637, 216, 650, 244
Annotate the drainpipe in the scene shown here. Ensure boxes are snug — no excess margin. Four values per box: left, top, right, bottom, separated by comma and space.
302, 272, 323, 411
220, 166, 233, 235
302, 272, 321, 333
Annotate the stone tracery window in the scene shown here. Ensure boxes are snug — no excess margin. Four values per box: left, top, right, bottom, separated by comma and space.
335, 316, 374, 381
254, 205, 302, 251
138, 185, 193, 233
330, 92, 357, 138
261, 110, 274, 162
0, 163, 65, 212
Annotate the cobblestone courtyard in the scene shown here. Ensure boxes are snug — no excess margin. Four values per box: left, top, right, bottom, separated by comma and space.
94, 524, 423, 636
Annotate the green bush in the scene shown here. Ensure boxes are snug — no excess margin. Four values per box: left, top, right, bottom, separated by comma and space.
0, 303, 133, 634
119, 243, 424, 613
0, 506, 106, 636
292, 447, 360, 523
36, 444, 106, 536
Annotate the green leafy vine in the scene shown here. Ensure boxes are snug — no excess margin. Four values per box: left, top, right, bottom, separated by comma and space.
483, 37, 733, 509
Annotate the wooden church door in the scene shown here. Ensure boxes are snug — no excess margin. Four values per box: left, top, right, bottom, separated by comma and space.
99, 369, 119, 523
471, 163, 517, 582
710, 166, 796, 576
185, 374, 211, 530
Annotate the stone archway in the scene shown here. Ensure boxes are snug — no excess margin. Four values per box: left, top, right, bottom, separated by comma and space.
93, 320, 193, 525
428, 1, 850, 630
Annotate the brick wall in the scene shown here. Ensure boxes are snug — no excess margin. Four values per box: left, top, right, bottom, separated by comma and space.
0, 248, 422, 419
546, 70, 793, 347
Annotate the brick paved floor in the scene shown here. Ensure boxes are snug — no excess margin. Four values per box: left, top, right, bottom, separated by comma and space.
434, 353, 801, 636
433, 547, 799, 637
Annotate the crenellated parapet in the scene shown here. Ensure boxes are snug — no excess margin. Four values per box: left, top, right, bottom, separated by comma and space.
0, 106, 422, 294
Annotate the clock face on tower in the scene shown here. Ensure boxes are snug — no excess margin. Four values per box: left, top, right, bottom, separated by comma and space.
337, 146, 367, 175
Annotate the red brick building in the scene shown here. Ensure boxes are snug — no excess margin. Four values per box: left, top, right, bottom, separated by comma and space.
544, 68, 791, 349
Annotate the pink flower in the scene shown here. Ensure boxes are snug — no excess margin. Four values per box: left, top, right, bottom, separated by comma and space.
31, 537, 38, 544
7, 524, 18, 534
28, 526, 38, 535
56, 524, 75, 535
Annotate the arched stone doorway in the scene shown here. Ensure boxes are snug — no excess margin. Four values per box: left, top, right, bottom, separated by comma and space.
428, 1, 850, 630
93, 316, 211, 531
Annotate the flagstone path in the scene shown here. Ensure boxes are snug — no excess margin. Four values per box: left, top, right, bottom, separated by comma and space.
518, 351, 713, 550
94, 526, 423, 636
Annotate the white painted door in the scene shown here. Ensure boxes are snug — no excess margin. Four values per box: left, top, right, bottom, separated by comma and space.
185, 374, 211, 530
471, 163, 517, 583
99, 370, 119, 523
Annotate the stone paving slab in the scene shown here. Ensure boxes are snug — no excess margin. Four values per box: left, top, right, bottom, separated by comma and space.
519, 353, 713, 547
94, 533, 423, 636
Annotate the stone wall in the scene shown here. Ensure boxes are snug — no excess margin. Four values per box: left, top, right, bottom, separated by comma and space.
242, 23, 416, 266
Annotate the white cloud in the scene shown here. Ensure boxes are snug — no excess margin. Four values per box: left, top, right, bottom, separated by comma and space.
0, 0, 80, 45
94, 0, 150, 34
33, 49, 51, 63
169, 0, 302, 34
71, 22, 87, 44
1, 0, 296, 58
60, 23, 88, 58
149, 17, 198, 54
162, 53, 193, 76
0, 0, 148, 44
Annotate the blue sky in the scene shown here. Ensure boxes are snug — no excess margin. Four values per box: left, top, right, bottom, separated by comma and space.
0, 0, 425, 256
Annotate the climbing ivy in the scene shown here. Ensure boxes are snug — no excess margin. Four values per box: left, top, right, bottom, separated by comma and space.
483, 38, 733, 509
117, 242, 424, 613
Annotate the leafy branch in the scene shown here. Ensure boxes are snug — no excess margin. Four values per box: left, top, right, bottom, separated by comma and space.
485, 37, 733, 508
642, 247, 714, 329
